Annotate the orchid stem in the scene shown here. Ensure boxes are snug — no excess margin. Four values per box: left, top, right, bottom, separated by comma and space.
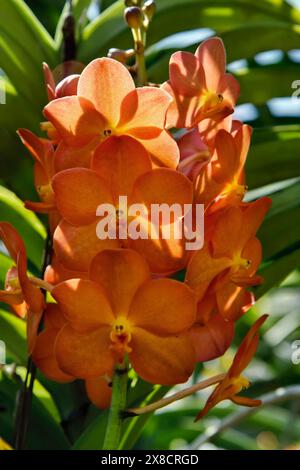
135, 41, 147, 87
14, 231, 52, 449
126, 373, 226, 416
102, 361, 128, 450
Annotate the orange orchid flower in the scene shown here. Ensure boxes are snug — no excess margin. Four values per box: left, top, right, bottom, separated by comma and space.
17, 129, 60, 233
33, 303, 74, 383
42, 62, 80, 102
41, 63, 83, 143
197, 115, 238, 149
85, 374, 113, 410
193, 125, 252, 209
0, 222, 45, 353
177, 117, 242, 181
177, 127, 210, 179
18, 129, 102, 231
190, 286, 254, 362
162, 37, 240, 129
33, 303, 112, 408
190, 295, 234, 363
43, 57, 179, 168
51, 249, 196, 385
51, 136, 192, 273
185, 198, 271, 318
195, 314, 268, 420
44, 254, 88, 285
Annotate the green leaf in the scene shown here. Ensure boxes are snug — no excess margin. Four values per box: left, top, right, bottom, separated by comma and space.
0, 79, 42, 128
38, 377, 89, 423
0, 0, 58, 65
101, 0, 117, 11
0, 369, 70, 449
0, 309, 26, 365
0, 81, 43, 201
72, 380, 169, 450
247, 126, 300, 190
71, 410, 109, 450
0, 31, 46, 105
0, 253, 12, 286
152, 59, 299, 105
0, 1, 58, 105
0, 185, 46, 268
119, 385, 170, 450
258, 181, 300, 261
256, 248, 300, 298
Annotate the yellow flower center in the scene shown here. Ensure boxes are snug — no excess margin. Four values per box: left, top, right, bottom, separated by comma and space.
5, 271, 22, 296
40, 121, 59, 141
37, 182, 54, 202
232, 253, 252, 271
201, 90, 224, 114
224, 182, 247, 199
110, 316, 133, 360
222, 374, 250, 400
229, 375, 250, 394
103, 129, 113, 138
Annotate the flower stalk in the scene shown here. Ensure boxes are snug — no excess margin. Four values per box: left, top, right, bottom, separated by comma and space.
126, 373, 226, 416
124, 1, 156, 86
102, 360, 129, 450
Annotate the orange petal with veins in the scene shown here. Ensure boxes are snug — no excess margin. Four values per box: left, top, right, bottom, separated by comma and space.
92, 136, 152, 201
78, 58, 135, 127
89, 249, 150, 316
52, 279, 114, 333
130, 327, 195, 385
118, 86, 172, 130
55, 324, 115, 379
52, 168, 113, 226
54, 219, 119, 272
85, 375, 112, 409
44, 96, 105, 147
128, 278, 195, 334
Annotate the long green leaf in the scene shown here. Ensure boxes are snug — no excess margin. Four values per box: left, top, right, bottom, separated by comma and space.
0, 0, 58, 64
119, 385, 170, 450
258, 181, 300, 261
247, 126, 300, 190
229, 62, 299, 106
0, 253, 12, 286
71, 410, 109, 449
0, 309, 26, 365
256, 248, 300, 298
0, 369, 70, 449
0, 185, 46, 268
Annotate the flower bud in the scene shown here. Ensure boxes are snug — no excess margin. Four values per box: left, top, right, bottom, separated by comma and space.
108, 48, 128, 63
124, 6, 143, 29
142, 0, 156, 22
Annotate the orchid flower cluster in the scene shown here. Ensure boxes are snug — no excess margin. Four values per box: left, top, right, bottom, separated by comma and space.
0, 36, 270, 417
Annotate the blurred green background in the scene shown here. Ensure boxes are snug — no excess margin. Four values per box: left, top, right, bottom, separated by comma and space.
0, 0, 299, 450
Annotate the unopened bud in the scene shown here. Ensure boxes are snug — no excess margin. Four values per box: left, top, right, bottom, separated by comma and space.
108, 48, 128, 63
124, 6, 143, 29
142, 0, 156, 22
